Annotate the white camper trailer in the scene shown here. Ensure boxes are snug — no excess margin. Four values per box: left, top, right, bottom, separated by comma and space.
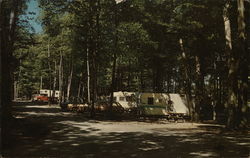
40, 89, 60, 98
138, 93, 189, 116
113, 91, 137, 109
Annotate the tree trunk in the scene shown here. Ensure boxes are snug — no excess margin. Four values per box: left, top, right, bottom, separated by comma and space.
52, 61, 57, 102
1, 0, 19, 119
194, 55, 204, 122
223, 1, 239, 129
59, 51, 63, 104
66, 64, 73, 101
109, 3, 118, 113
1, 1, 20, 151
237, 0, 249, 128
109, 50, 117, 111
87, 47, 91, 103
91, 50, 97, 117
0, 0, 3, 131
90, 0, 100, 117
179, 38, 194, 120
61, 60, 65, 102
48, 41, 52, 105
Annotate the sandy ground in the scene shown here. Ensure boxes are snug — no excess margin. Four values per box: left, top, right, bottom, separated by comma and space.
1, 104, 250, 158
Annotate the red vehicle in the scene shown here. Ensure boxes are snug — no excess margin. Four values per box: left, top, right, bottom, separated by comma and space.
32, 94, 49, 102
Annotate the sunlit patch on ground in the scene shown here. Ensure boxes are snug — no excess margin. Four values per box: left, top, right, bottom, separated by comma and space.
189, 151, 218, 157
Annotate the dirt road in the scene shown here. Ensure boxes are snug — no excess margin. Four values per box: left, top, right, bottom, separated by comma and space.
2, 104, 249, 158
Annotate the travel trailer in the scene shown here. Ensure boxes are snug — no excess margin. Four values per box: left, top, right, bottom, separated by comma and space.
113, 91, 137, 109
39, 89, 60, 98
138, 93, 189, 116
32, 89, 60, 102
112, 91, 189, 116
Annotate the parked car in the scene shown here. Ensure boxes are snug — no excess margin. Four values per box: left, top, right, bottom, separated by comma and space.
32, 94, 49, 103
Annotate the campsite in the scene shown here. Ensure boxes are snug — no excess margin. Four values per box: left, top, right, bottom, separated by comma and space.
1, 0, 249, 157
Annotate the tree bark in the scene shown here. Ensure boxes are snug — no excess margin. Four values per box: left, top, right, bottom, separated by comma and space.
1, 0, 19, 119
66, 64, 73, 101
109, 49, 117, 111
223, 1, 239, 129
52, 61, 57, 102
0, 0, 3, 152
179, 38, 194, 120
59, 51, 63, 104
194, 55, 204, 122
48, 40, 52, 105
109, 3, 118, 113
237, 0, 249, 128
86, 47, 91, 103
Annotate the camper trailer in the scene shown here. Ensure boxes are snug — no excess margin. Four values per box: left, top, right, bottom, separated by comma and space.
113, 91, 137, 109
111, 91, 189, 118
138, 93, 168, 116
138, 93, 189, 117
39, 89, 60, 98
32, 89, 60, 103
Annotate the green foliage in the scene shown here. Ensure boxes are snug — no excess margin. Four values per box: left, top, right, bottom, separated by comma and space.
12, 0, 249, 126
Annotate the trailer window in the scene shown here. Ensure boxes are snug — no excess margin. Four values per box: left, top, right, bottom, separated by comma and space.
148, 97, 154, 105
119, 97, 125, 101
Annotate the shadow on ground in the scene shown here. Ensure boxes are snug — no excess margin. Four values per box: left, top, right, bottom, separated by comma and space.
2, 104, 250, 158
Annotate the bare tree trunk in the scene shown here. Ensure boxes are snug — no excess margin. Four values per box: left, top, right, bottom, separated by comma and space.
87, 47, 91, 103
48, 41, 52, 105
52, 61, 57, 103
0, 3, 3, 144
194, 55, 204, 122
1, 0, 19, 119
237, 0, 249, 128
91, 49, 97, 117
1, 1, 20, 151
109, 2, 120, 113
62, 61, 65, 102
223, 1, 239, 128
66, 64, 73, 101
59, 51, 63, 104
179, 38, 194, 120
109, 36, 117, 112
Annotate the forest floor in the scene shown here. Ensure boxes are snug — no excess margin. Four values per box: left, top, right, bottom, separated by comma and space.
1, 103, 250, 158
